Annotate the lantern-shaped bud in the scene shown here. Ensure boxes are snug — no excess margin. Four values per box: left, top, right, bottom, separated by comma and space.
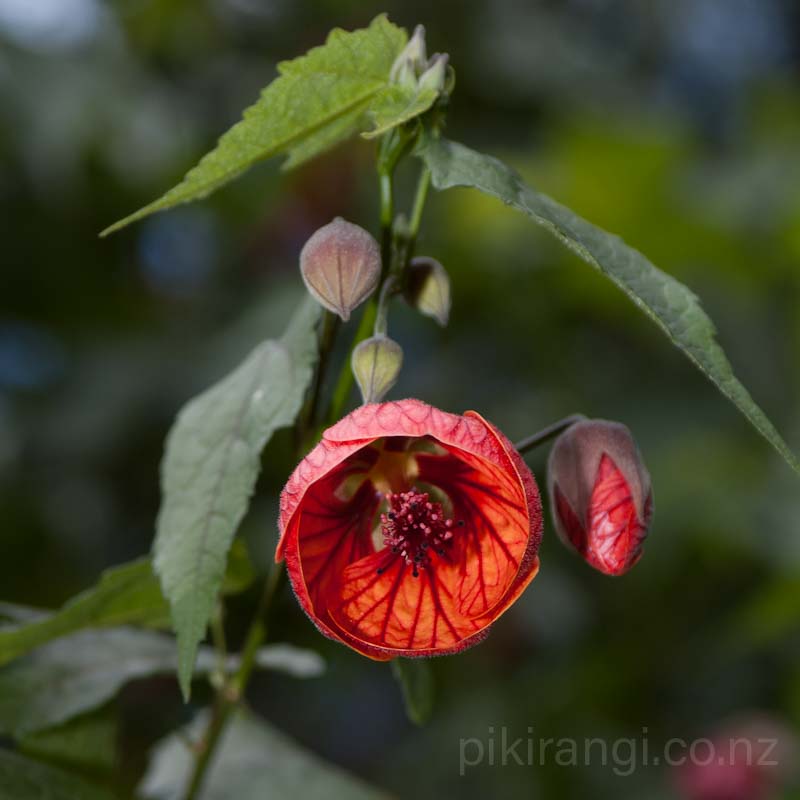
405, 256, 451, 327
547, 419, 653, 576
299, 217, 380, 321
351, 335, 403, 404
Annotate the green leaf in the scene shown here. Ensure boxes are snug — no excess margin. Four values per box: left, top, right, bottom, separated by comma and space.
362, 84, 439, 140
418, 136, 800, 475
391, 658, 434, 725
0, 558, 168, 668
0, 628, 181, 736
19, 710, 117, 775
0, 749, 116, 800
101, 15, 407, 235
0, 627, 324, 736
141, 710, 387, 800
154, 297, 321, 699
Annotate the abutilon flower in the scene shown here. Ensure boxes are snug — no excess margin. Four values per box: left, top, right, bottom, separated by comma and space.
547, 419, 653, 576
276, 399, 543, 659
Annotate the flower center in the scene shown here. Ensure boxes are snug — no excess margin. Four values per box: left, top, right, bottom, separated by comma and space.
377, 488, 462, 577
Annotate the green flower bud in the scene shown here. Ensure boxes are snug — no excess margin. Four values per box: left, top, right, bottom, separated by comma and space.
405, 256, 451, 326
418, 53, 449, 94
352, 335, 403, 404
389, 25, 427, 87
299, 217, 380, 321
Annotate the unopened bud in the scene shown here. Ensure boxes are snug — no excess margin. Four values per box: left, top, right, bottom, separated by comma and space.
418, 53, 449, 94
547, 419, 653, 576
352, 335, 403, 404
405, 256, 451, 326
389, 25, 427, 87
299, 217, 380, 322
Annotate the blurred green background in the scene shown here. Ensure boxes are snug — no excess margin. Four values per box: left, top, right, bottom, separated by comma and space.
2, 0, 800, 797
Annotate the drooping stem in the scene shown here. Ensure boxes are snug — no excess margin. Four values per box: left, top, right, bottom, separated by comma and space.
514, 414, 587, 456
183, 564, 285, 800
373, 275, 397, 337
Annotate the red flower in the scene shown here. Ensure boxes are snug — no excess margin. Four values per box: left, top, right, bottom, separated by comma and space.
276, 399, 543, 660
547, 419, 653, 576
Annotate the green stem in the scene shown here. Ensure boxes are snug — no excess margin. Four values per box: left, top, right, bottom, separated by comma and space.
297, 310, 339, 450
183, 565, 285, 800
326, 300, 377, 423
408, 165, 431, 242
514, 414, 587, 456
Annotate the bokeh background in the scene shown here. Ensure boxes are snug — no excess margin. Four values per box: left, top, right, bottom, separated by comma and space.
2, 0, 800, 797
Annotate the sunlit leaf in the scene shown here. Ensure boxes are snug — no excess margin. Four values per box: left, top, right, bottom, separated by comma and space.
362, 84, 438, 139
141, 710, 387, 800
0, 749, 115, 800
391, 659, 434, 725
0, 558, 168, 668
154, 297, 320, 699
101, 15, 407, 235
418, 136, 800, 475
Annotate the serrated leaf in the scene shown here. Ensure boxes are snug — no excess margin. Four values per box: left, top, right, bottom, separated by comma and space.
101, 15, 407, 235
0, 749, 116, 800
0, 558, 168, 668
418, 136, 800, 475
391, 658, 434, 725
0, 627, 324, 737
141, 710, 387, 800
154, 297, 321, 700
362, 84, 439, 139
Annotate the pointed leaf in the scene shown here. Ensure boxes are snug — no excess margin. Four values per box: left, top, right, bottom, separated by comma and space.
391, 658, 434, 725
101, 16, 407, 235
0, 749, 116, 800
418, 136, 799, 475
0, 558, 168, 668
153, 297, 320, 699
0, 627, 324, 736
362, 84, 439, 139
141, 710, 387, 800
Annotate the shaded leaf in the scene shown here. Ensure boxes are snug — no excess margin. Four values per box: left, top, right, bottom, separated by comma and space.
0, 627, 324, 736
153, 297, 321, 699
0, 558, 168, 668
220, 538, 256, 596
101, 15, 407, 235
19, 710, 117, 775
0, 748, 116, 800
251, 644, 325, 679
418, 136, 799, 475
141, 710, 387, 800
391, 658, 434, 725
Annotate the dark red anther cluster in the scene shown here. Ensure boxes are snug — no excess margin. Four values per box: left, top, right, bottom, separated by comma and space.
378, 488, 459, 577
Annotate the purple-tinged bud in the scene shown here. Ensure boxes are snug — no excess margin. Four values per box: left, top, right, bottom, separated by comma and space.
547, 419, 653, 576
405, 256, 451, 326
299, 217, 380, 322
418, 53, 449, 94
389, 25, 427, 87
351, 335, 403, 404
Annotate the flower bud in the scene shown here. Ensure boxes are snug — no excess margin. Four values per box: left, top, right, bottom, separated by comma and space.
405, 256, 451, 326
389, 25, 427, 87
351, 335, 403, 404
547, 419, 653, 576
418, 53, 449, 94
299, 217, 380, 322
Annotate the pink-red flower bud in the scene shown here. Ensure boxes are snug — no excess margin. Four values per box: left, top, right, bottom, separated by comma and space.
299, 217, 380, 321
547, 419, 653, 576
